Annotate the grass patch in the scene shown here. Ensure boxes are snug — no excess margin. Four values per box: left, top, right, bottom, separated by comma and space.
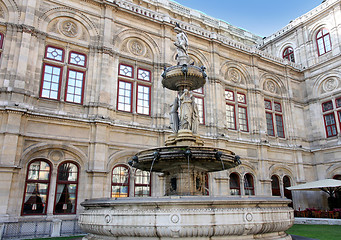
23, 236, 83, 240
286, 224, 341, 240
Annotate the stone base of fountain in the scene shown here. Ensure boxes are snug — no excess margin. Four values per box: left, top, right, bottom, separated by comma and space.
79, 196, 294, 240
165, 130, 204, 146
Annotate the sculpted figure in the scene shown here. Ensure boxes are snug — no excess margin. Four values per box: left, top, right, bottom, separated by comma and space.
169, 97, 179, 133
179, 89, 193, 130
191, 97, 199, 134
174, 24, 188, 59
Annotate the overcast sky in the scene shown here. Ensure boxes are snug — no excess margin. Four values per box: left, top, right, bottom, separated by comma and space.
171, 0, 323, 37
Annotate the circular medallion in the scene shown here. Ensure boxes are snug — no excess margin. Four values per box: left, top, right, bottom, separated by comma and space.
266, 80, 276, 93
105, 214, 112, 223
170, 214, 180, 224
323, 78, 338, 92
129, 40, 144, 56
60, 20, 78, 38
49, 150, 63, 162
245, 213, 253, 222
227, 68, 241, 83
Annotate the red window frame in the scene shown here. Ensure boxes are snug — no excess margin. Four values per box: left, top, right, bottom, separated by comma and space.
137, 68, 151, 82
229, 172, 240, 195
322, 100, 333, 112
282, 47, 295, 63
226, 103, 236, 130
117, 79, 133, 113
244, 173, 255, 195
266, 112, 275, 136
316, 28, 332, 56
68, 51, 87, 67
54, 161, 79, 215
44, 45, 65, 62
22, 160, 52, 216
40, 63, 63, 100
134, 169, 151, 197
65, 68, 86, 104
136, 83, 151, 115
275, 114, 285, 138
112, 165, 130, 198
324, 112, 338, 137
271, 175, 281, 196
118, 63, 134, 78
238, 106, 248, 132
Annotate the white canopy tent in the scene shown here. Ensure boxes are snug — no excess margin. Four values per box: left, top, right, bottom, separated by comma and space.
286, 179, 341, 197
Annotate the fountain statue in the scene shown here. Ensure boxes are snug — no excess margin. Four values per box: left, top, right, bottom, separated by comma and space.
79, 24, 294, 240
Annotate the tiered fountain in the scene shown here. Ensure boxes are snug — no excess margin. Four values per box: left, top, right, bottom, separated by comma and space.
79, 24, 294, 240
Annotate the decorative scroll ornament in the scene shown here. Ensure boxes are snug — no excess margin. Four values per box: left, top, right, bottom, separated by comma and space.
60, 20, 78, 38
323, 78, 338, 92
266, 80, 276, 93
227, 68, 241, 83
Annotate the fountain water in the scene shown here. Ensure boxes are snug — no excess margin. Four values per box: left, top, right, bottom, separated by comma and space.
79, 24, 294, 240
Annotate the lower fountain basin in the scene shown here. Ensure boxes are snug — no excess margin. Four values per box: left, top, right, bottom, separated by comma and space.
79, 196, 294, 240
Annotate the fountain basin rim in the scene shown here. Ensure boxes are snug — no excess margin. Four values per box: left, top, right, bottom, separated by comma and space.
81, 196, 291, 208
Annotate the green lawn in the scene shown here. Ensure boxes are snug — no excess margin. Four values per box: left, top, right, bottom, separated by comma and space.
286, 224, 341, 240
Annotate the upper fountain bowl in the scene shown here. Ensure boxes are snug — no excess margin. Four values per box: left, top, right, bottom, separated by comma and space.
162, 64, 207, 91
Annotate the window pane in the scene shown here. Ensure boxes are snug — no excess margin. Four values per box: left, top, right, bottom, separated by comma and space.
119, 64, 133, 77
322, 101, 333, 112
226, 104, 236, 129
58, 163, 78, 181
271, 175, 281, 196
274, 102, 282, 112
112, 166, 129, 198
46, 47, 64, 61
244, 174, 254, 196
69, 52, 86, 67
324, 35, 331, 52
137, 85, 150, 115
225, 90, 234, 101
238, 107, 248, 131
230, 173, 240, 195
336, 98, 341, 108
275, 114, 285, 138
266, 112, 274, 136
264, 100, 272, 110
66, 70, 84, 104
41, 64, 61, 100
237, 93, 246, 104
117, 81, 132, 112
55, 184, 77, 214
134, 169, 150, 197
138, 69, 151, 81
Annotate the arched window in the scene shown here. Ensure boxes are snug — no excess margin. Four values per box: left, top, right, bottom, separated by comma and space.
271, 175, 281, 196
54, 162, 79, 214
230, 173, 240, 195
244, 173, 255, 195
134, 169, 150, 197
22, 160, 51, 215
316, 28, 332, 56
112, 165, 130, 198
282, 47, 295, 62
283, 175, 293, 207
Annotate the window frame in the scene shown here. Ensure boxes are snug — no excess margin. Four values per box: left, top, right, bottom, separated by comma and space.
40, 63, 63, 101
282, 47, 295, 63
21, 160, 52, 216
117, 79, 134, 113
0, 32, 4, 59
134, 169, 151, 197
111, 164, 130, 198
44, 45, 65, 62
68, 51, 87, 67
53, 161, 79, 215
271, 175, 281, 196
225, 90, 249, 132
264, 99, 285, 138
316, 28, 332, 56
64, 68, 86, 105
229, 172, 241, 196
322, 100, 339, 138
243, 173, 255, 196
136, 83, 151, 116
137, 68, 151, 82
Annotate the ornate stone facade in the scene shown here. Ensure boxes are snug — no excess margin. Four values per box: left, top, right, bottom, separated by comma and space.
0, 0, 340, 238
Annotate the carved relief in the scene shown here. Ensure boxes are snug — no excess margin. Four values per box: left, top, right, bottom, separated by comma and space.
266, 80, 276, 93
129, 39, 144, 56
0, 7, 4, 19
227, 68, 241, 83
49, 150, 64, 162
323, 77, 338, 92
59, 20, 79, 38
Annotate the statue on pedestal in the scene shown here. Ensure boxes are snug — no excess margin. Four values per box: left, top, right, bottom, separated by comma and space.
174, 23, 189, 65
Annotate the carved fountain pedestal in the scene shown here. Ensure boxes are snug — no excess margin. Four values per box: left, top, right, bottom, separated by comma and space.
79, 25, 294, 240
